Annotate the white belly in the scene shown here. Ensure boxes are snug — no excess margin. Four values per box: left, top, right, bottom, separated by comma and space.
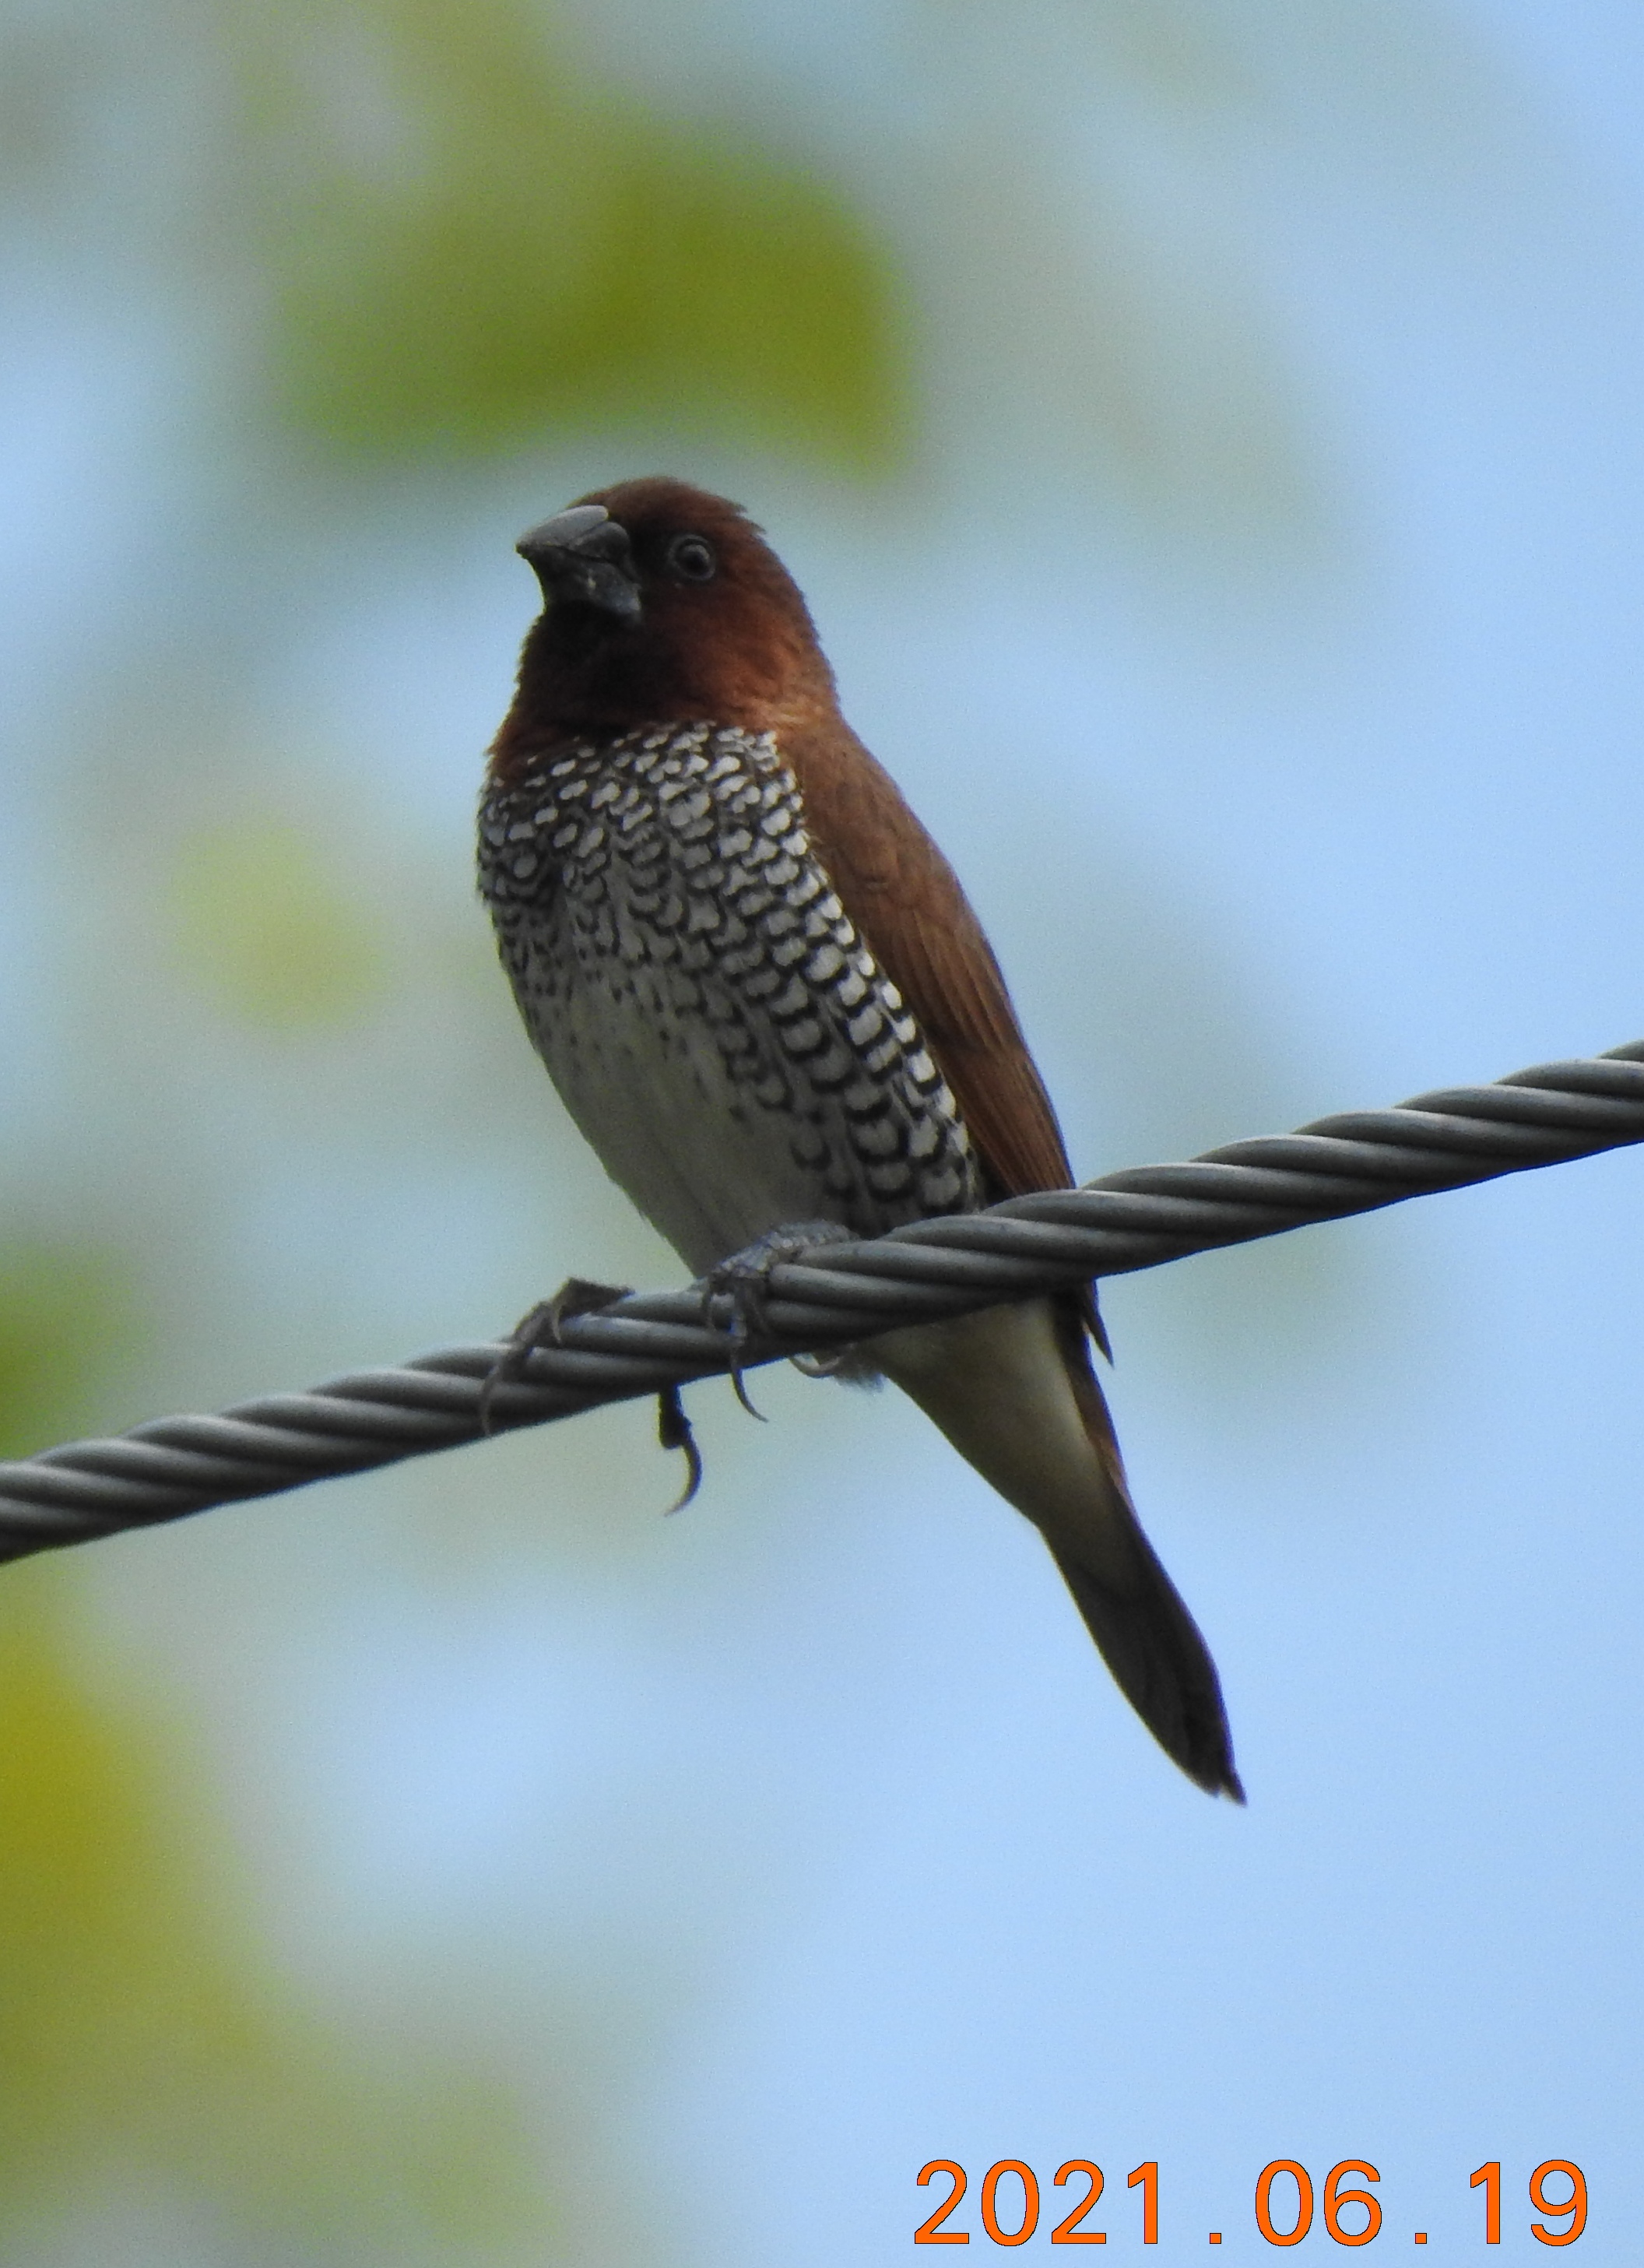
535, 954, 846, 1275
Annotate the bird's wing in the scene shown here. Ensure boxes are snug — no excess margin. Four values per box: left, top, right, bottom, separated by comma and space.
789, 725, 1074, 1201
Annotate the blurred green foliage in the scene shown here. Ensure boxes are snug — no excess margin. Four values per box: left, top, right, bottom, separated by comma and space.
0, 1239, 139, 1463
0, 1570, 543, 2259
0, 1243, 546, 2256
227, 0, 906, 466
165, 811, 392, 1032
1, 0, 906, 469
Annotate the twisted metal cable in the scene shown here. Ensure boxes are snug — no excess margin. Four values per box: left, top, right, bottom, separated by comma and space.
2, 1039, 1640, 1563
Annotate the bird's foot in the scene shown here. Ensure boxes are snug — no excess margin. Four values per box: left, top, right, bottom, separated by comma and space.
697, 1221, 859, 1417
478, 1288, 703, 1514
479, 1276, 704, 1514
476, 1276, 631, 1436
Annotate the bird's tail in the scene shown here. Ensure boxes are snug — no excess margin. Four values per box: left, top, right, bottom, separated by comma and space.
874, 1297, 1242, 1799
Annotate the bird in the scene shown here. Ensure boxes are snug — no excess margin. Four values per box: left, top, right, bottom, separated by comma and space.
479, 476, 1242, 1799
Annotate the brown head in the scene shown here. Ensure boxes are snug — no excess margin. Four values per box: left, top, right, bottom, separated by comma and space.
490, 477, 841, 775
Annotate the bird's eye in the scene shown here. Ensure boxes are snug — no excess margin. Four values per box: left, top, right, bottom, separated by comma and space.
666, 533, 717, 582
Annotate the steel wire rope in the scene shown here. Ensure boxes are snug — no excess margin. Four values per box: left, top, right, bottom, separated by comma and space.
0, 1040, 1639, 1560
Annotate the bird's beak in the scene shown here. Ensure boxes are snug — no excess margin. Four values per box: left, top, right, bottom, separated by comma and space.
516, 505, 642, 624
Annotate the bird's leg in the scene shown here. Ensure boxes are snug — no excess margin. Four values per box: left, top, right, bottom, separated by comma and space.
476, 1275, 632, 1436
697, 1221, 859, 1419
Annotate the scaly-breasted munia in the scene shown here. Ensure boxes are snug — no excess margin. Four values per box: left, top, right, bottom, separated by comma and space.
479, 477, 1240, 1799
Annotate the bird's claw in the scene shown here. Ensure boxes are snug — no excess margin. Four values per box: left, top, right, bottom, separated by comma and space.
480, 1278, 704, 1516
656, 1383, 703, 1514
697, 1220, 858, 1418
476, 1276, 632, 1436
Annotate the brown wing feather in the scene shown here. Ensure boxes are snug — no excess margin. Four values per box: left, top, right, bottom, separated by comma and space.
785, 723, 1073, 1200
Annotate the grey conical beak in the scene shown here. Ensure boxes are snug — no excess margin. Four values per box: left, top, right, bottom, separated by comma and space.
516, 505, 642, 624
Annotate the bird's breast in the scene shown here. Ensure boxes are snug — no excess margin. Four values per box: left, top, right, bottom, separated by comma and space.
479, 723, 981, 1275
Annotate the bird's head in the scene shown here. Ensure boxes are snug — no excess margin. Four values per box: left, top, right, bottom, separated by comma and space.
496, 477, 839, 759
